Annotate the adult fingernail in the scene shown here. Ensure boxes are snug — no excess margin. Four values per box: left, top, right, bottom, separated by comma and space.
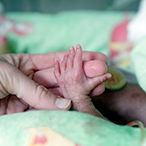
55, 98, 71, 109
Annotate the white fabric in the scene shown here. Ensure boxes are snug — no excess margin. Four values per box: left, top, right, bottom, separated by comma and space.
130, 37, 146, 92
127, 0, 146, 43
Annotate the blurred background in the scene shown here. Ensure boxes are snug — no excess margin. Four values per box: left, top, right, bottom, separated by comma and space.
0, 0, 143, 73
0, 0, 140, 13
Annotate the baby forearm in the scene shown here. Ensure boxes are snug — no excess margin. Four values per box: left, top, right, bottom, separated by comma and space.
72, 95, 107, 119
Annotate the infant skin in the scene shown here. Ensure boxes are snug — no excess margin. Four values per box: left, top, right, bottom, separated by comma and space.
54, 44, 111, 119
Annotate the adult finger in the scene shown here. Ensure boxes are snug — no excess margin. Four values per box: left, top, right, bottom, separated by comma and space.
30, 51, 108, 70
90, 83, 105, 97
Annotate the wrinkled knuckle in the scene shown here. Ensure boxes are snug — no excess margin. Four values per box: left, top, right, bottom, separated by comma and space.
0, 61, 13, 72
36, 85, 48, 101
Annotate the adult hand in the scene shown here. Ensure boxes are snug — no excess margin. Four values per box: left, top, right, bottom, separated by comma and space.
0, 53, 72, 115
0, 48, 108, 115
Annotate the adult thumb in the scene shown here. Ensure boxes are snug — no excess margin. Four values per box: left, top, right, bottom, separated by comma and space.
0, 63, 71, 110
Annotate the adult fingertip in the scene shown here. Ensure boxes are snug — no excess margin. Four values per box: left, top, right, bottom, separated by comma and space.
55, 97, 72, 110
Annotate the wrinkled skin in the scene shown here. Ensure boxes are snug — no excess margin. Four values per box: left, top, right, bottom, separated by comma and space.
54, 45, 111, 117
0, 44, 145, 127
0, 45, 108, 115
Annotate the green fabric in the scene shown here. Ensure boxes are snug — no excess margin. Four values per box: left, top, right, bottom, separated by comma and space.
3, 11, 143, 146
130, 37, 146, 92
0, 110, 143, 146
7, 11, 134, 56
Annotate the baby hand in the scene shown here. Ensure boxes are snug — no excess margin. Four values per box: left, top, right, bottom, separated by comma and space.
54, 45, 111, 106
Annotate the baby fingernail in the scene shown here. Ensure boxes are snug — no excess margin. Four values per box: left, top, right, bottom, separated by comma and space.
55, 98, 71, 109
107, 73, 112, 79
76, 44, 80, 48
69, 46, 73, 51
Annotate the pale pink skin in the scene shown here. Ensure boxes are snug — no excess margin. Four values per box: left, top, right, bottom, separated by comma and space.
0, 45, 109, 115
33, 48, 108, 97
0, 45, 146, 126
54, 44, 111, 117
34, 60, 107, 97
